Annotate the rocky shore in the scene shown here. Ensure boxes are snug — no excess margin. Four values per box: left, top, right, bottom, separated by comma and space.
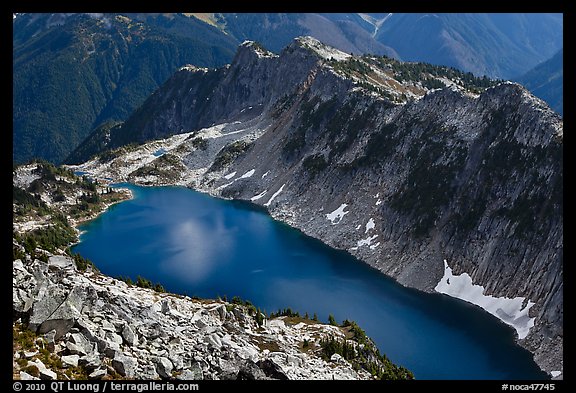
13, 253, 388, 380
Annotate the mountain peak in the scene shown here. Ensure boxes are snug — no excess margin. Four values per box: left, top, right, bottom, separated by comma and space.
238, 40, 277, 58
291, 36, 352, 62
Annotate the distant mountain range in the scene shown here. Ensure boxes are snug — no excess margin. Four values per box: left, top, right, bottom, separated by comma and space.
371, 13, 562, 80
206, 13, 563, 80
515, 49, 563, 115
12, 12, 563, 164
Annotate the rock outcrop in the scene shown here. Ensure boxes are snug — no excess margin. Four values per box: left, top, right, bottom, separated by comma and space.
13, 251, 408, 380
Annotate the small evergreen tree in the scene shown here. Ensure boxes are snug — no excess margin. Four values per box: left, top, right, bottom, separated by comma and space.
328, 314, 337, 326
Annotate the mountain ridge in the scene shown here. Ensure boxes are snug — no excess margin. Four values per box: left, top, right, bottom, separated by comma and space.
13, 12, 562, 165
65, 36, 500, 164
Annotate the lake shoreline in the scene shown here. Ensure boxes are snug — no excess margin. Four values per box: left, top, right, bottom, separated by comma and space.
71, 182, 549, 380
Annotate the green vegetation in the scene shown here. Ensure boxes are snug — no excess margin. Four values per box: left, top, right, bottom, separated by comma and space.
282, 95, 332, 158
248, 41, 268, 53
98, 143, 140, 163
116, 275, 166, 293
318, 318, 414, 380
13, 324, 37, 351
14, 13, 237, 165
130, 154, 185, 180
342, 319, 368, 345
299, 96, 339, 133
282, 127, 307, 157
327, 54, 499, 101
328, 314, 338, 326
210, 141, 252, 171
13, 186, 50, 217
13, 161, 127, 273
389, 129, 466, 237
15, 214, 77, 255
229, 296, 265, 327
70, 252, 96, 272
189, 137, 209, 150
23, 365, 40, 378
269, 308, 301, 318
363, 55, 499, 93
320, 335, 357, 360
38, 347, 63, 370
348, 123, 399, 169
272, 92, 298, 118
13, 323, 94, 380
30, 159, 76, 179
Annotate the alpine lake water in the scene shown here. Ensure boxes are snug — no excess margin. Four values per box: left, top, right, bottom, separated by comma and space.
71, 183, 548, 380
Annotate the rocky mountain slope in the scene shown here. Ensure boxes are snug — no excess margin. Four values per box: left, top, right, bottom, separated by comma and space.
13, 162, 412, 380
67, 37, 563, 377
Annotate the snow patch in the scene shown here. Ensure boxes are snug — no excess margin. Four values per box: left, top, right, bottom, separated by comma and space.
434, 260, 536, 339
375, 199, 382, 206
262, 171, 270, 179
365, 218, 375, 233
240, 41, 277, 58
355, 224, 361, 230
551, 371, 562, 378
223, 172, 237, 180
356, 235, 378, 248
326, 204, 349, 224
179, 65, 208, 73
251, 190, 268, 201
239, 169, 255, 179
264, 184, 286, 207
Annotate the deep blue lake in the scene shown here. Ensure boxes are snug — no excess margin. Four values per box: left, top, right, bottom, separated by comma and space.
72, 184, 548, 380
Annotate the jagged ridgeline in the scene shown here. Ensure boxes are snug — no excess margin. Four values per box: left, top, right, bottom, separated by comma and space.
67, 37, 562, 376
66, 37, 499, 164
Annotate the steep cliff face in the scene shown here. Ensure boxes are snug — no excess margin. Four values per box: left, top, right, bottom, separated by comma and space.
69, 37, 563, 376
